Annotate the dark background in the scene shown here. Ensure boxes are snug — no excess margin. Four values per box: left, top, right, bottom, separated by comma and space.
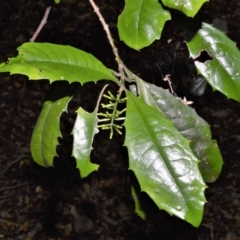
1, 0, 240, 239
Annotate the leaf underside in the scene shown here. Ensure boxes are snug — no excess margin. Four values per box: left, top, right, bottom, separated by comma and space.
0, 42, 118, 84
31, 82, 77, 167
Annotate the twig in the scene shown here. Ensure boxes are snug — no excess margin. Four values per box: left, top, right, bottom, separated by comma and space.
0, 191, 19, 199
88, 0, 121, 65
0, 183, 27, 192
0, 155, 31, 176
30, 6, 51, 42
0, 218, 19, 226
0, 136, 14, 146
163, 74, 175, 95
89, 0, 138, 85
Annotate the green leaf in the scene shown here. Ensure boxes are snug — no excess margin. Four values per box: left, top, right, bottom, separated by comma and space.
136, 79, 223, 183
72, 107, 99, 178
31, 82, 77, 167
162, 0, 207, 17
124, 90, 206, 227
55, 0, 60, 3
72, 85, 108, 178
0, 42, 118, 83
186, 23, 240, 102
198, 140, 223, 182
131, 186, 146, 220
118, 0, 170, 50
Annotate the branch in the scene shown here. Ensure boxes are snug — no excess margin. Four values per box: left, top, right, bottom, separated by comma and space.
88, 0, 135, 84
30, 6, 52, 42
88, 0, 121, 64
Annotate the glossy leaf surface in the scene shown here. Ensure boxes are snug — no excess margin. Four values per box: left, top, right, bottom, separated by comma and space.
124, 90, 206, 227
72, 85, 108, 178
0, 42, 118, 83
136, 78, 223, 183
30, 82, 76, 167
118, 0, 170, 50
72, 107, 99, 178
162, 0, 207, 17
186, 23, 240, 102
